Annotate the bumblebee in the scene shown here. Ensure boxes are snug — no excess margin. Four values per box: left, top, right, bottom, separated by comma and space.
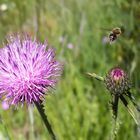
101, 27, 124, 44
109, 27, 122, 43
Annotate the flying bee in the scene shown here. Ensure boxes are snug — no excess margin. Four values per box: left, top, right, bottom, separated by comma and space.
109, 27, 122, 43
101, 27, 124, 44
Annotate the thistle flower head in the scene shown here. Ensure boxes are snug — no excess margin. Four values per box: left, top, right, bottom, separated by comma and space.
0, 35, 62, 105
105, 68, 131, 95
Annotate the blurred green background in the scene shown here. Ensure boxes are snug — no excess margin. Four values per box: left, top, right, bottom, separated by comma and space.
0, 0, 140, 140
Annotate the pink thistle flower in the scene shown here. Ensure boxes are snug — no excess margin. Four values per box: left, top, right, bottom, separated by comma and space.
0, 35, 62, 106
88, 67, 140, 124
105, 68, 131, 95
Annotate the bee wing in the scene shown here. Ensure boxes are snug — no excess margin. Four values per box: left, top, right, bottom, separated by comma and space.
102, 36, 110, 44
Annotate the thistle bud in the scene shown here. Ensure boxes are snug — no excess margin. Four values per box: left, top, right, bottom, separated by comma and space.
105, 68, 131, 95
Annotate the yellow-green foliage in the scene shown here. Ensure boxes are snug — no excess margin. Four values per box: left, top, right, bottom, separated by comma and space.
0, 0, 140, 140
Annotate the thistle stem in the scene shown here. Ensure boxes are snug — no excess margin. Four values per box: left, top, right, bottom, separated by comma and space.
110, 95, 119, 140
111, 95, 119, 121
87, 73, 104, 81
34, 101, 56, 140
